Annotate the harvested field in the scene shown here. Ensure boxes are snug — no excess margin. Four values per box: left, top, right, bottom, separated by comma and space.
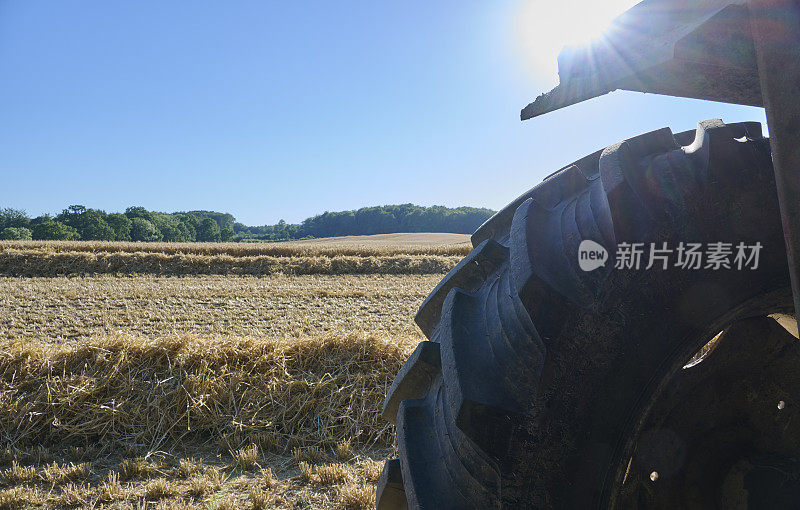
0, 274, 438, 343
0, 331, 413, 450
0, 332, 415, 509
0, 238, 453, 508
0, 232, 472, 257
0, 234, 470, 277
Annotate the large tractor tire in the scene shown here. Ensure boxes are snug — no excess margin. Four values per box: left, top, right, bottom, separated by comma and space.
376, 119, 800, 508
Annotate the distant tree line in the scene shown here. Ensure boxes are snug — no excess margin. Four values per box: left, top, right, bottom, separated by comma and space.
0, 203, 495, 242
300, 204, 493, 238
0, 206, 235, 242
234, 204, 495, 241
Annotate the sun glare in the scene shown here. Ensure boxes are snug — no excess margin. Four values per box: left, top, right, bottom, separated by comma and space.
514, 0, 640, 87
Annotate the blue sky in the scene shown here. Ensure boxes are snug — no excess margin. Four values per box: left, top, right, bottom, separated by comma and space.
0, 1, 766, 226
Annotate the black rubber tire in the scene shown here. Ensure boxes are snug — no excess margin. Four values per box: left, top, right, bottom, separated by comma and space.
376, 119, 793, 509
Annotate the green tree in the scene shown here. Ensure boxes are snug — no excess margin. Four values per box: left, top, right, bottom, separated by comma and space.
55, 207, 116, 241
0, 208, 30, 230
124, 206, 155, 223
31, 221, 79, 240
80, 210, 116, 240
196, 218, 221, 242
58, 205, 87, 223
220, 226, 235, 242
0, 227, 32, 240
130, 218, 162, 242
174, 213, 199, 241
151, 213, 193, 242
106, 213, 132, 241
30, 215, 53, 226
188, 211, 235, 230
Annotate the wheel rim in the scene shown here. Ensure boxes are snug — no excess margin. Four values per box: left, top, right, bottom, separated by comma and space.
611, 315, 800, 509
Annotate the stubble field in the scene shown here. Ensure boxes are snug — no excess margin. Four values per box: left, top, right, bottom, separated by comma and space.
0, 234, 467, 509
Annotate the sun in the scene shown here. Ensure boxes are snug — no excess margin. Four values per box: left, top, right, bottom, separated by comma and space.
514, 0, 640, 87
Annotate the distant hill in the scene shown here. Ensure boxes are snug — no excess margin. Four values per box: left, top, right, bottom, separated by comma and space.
0, 204, 495, 242
235, 204, 496, 242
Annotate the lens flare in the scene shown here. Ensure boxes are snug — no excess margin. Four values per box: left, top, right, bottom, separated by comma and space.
514, 0, 640, 86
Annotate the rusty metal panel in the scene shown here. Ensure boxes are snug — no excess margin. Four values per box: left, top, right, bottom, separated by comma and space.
749, 0, 800, 326
521, 0, 760, 119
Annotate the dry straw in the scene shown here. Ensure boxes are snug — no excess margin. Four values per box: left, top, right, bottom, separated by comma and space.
0, 248, 462, 277
0, 330, 416, 454
0, 239, 471, 257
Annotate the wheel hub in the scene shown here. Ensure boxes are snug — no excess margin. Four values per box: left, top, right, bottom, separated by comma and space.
614, 316, 800, 509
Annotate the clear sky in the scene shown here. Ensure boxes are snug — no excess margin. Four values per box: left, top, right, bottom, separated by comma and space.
0, 1, 767, 226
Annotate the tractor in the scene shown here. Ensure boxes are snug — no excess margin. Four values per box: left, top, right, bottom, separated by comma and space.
376, 0, 800, 508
